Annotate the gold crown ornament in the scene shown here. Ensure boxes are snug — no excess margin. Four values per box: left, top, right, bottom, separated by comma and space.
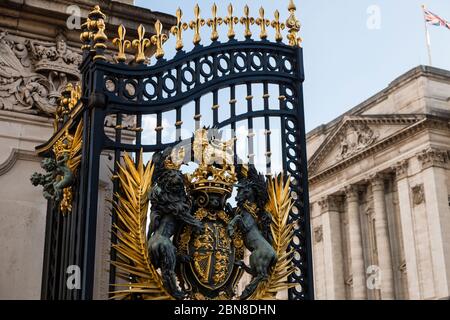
187, 128, 237, 195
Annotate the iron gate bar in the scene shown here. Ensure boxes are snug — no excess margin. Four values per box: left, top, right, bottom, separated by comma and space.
37, 2, 312, 299
76, 37, 313, 300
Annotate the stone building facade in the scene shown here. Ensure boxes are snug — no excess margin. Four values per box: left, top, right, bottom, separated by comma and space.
307, 66, 450, 300
0, 0, 174, 299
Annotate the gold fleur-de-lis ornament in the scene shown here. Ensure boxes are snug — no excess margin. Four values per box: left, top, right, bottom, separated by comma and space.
224, 3, 239, 39
256, 7, 270, 40
240, 5, 255, 39
207, 3, 223, 41
151, 20, 168, 59
132, 24, 151, 64
286, 0, 302, 47
189, 4, 206, 45
271, 10, 285, 42
170, 8, 188, 51
112, 24, 131, 63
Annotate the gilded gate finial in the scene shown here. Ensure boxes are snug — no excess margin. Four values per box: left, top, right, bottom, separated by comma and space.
255, 7, 270, 40
207, 3, 223, 41
91, 6, 108, 61
189, 4, 205, 45
286, 0, 302, 47
151, 20, 169, 59
224, 3, 239, 39
170, 8, 188, 51
80, 21, 91, 51
80, 5, 108, 59
240, 5, 255, 39
113, 24, 131, 63
132, 24, 151, 64
271, 10, 285, 42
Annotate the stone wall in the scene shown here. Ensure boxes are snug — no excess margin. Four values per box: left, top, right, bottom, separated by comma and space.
307, 66, 450, 300
0, 0, 175, 299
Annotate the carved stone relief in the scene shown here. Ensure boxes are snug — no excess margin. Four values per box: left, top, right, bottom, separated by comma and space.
0, 30, 81, 115
417, 147, 449, 170
337, 123, 379, 160
411, 184, 425, 206
314, 226, 323, 243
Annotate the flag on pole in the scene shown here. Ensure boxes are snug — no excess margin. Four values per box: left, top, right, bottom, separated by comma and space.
422, 6, 450, 29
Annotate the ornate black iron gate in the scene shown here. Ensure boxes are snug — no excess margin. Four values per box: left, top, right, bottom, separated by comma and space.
35, 2, 313, 300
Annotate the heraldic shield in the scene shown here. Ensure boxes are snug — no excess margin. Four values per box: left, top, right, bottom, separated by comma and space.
175, 129, 245, 299
34, 3, 311, 301
109, 128, 297, 300
176, 212, 245, 298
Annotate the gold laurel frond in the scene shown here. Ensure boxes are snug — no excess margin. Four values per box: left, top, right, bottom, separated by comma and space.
68, 120, 83, 172
109, 152, 172, 300
249, 174, 296, 300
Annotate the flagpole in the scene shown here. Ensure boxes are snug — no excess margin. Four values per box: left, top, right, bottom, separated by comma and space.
422, 4, 433, 66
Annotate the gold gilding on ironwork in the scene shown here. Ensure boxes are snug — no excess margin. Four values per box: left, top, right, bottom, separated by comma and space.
132, 24, 151, 64
55, 83, 81, 132
190, 4, 205, 45
52, 120, 83, 215
171, 8, 188, 51
256, 7, 270, 40
151, 20, 168, 59
207, 3, 223, 41
80, 5, 108, 60
240, 5, 255, 39
271, 10, 285, 42
224, 3, 239, 39
80, 22, 91, 51
113, 24, 131, 63
110, 153, 172, 300
91, 6, 108, 60
249, 176, 296, 299
188, 128, 237, 195
286, 0, 302, 47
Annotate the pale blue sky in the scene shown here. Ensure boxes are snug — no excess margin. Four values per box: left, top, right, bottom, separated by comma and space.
136, 0, 450, 132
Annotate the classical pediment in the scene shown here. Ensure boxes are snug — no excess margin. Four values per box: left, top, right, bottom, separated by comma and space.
308, 115, 423, 175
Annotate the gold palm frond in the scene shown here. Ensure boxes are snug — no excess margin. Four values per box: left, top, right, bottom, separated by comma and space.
67, 120, 83, 173
110, 152, 172, 300
249, 174, 296, 299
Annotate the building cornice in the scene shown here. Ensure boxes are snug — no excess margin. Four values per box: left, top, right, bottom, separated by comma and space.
308, 114, 425, 175
309, 115, 449, 185
306, 65, 450, 140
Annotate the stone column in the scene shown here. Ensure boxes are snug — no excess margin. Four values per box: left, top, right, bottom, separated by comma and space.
318, 195, 345, 299
417, 148, 450, 299
392, 160, 420, 299
370, 174, 394, 299
344, 185, 366, 300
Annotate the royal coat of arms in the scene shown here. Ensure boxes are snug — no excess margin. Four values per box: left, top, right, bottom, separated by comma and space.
111, 129, 295, 300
